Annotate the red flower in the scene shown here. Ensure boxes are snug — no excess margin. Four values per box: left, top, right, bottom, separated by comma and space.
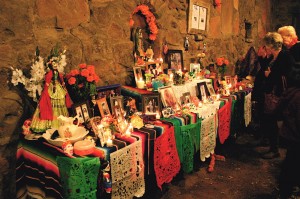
79, 63, 87, 69
130, 4, 158, 41
80, 69, 89, 77
87, 75, 94, 82
68, 77, 76, 85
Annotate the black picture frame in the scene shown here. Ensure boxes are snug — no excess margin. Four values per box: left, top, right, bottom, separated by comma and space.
167, 50, 184, 71
197, 82, 210, 101
142, 94, 161, 115
73, 101, 91, 123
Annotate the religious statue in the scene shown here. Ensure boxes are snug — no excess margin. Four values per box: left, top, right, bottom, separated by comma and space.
134, 27, 145, 58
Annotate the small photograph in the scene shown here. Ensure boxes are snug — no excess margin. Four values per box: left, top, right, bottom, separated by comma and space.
158, 86, 181, 110
190, 63, 201, 73
96, 97, 111, 118
197, 82, 210, 101
75, 106, 84, 124
73, 102, 91, 123
180, 92, 192, 105
142, 94, 161, 115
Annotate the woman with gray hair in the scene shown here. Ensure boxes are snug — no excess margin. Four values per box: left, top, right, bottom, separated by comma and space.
259, 32, 294, 159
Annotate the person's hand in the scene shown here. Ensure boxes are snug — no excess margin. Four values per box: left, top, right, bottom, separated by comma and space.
264, 67, 271, 77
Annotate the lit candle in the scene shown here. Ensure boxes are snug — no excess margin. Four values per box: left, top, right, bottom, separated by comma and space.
169, 73, 174, 82
106, 138, 113, 147
156, 111, 160, 119
216, 94, 220, 100
136, 78, 145, 89
125, 123, 132, 137
198, 101, 203, 108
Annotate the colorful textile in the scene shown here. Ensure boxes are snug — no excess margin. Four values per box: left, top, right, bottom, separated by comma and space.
154, 123, 180, 189
218, 100, 232, 144
200, 114, 217, 161
57, 157, 100, 199
180, 122, 201, 173
16, 140, 63, 199
110, 140, 145, 199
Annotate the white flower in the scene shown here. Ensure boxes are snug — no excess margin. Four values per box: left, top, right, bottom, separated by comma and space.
9, 48, 67, 102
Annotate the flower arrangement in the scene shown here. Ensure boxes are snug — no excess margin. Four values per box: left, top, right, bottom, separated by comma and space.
129, 4, 158, 41
65, 63, 100, 102
10, 46, 67, 102
156, 73, 171, 85
215, 57, 229, 77
173, 70, 185, 85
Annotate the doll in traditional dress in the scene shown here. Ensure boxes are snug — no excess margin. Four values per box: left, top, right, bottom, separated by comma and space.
30, 59, 73, 133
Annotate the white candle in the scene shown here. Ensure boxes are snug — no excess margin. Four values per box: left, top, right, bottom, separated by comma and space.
107, 138, 113, 147
136, 78, 145, 89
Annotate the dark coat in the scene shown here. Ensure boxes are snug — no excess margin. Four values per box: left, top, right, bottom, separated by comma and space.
277, 87, 300, 146
264, 50, 294, 96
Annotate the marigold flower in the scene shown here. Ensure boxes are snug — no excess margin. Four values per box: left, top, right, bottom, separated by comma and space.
80, 69, 89, 77
68, 77, 76, 85
87, 75, 94, 82
79, 63, 87, 69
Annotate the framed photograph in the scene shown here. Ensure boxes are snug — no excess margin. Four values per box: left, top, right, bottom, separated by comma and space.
110, 95, 124, 113
197, 82, 210, 101
142, 94, 161, 115
167, 50, 184, 71
188, 0, 210, 34
133, 66, 143, 82
190, 63, 201, 73
180, 92, 192, 105
73, 102, 91, 123
96, 97, 111, 118
158, 86, 181, 110
113, 102, 125, 123
206, 82, 215, 96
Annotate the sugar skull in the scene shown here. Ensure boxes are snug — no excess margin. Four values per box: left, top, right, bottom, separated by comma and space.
22, 119, 32, 135
62, 140, 73, 156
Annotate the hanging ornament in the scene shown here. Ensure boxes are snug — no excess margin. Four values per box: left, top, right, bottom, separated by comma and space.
184, 36, 189, 51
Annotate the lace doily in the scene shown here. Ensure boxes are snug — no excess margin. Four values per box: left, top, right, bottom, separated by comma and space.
193, 101, 220, 119
244, 92, 252, 127
56, 157, 100, 199
218, 101, 231, 144
154, 125, 181, 189
200, 114, 217, 161
110, 140, 145, 199
171, 84, 187, 102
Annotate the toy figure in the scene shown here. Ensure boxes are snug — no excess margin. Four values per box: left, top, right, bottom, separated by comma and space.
30, 59, 73, 133
62, 140, 74, 156
22, 119, 32, 135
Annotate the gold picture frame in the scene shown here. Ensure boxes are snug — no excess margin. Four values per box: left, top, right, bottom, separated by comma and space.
188, 0, 210, 34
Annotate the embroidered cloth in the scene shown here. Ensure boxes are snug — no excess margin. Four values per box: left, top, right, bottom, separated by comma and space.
57, 157, 100, 199
217, 100, 232, 144
200, 114, 217, 161
154, 123, 180, 189
244, 92, 252, 127
110, 140, 145, 199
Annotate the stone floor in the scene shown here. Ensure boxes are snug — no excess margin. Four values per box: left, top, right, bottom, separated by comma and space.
148, 132, 296, 199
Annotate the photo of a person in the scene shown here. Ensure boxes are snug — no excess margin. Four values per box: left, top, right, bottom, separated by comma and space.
81, 104, 89, 120
75, 107, 84, 123
160, 87, 180, 110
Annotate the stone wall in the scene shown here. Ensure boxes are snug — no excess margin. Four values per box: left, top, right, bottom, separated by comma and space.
1, 0, 295, 197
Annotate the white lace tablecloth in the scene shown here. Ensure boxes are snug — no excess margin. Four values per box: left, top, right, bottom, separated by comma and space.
244, 92, 252, 127
171, 79, 211, 102
110, 140, 145, 199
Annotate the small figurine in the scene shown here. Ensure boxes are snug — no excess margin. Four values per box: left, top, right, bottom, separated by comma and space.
184, 36, 189, 51
62, 140, 74, 156
22, 119, 32, 135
